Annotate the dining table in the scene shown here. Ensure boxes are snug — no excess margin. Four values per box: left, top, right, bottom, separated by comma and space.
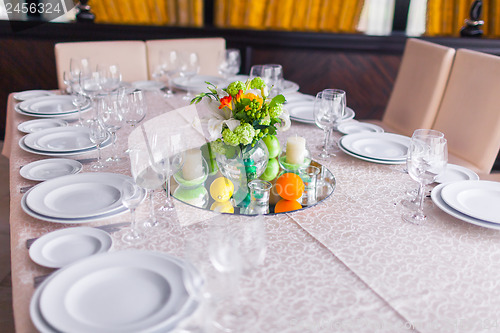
4, 85, 500, 333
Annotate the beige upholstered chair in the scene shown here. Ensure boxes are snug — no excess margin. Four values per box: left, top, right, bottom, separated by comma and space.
54, 41, 149, 89
432, 48, 500, 176
145, 38, 226, 78
369, 38, 455, 137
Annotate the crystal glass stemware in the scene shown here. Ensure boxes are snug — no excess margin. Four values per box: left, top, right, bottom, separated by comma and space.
69, 57, 91, 86
88, 118, 108, 169
179, 51, 200, 100
218, 49, 241, 80
98, 98, 123, 162
261, 64, 283, 98
323, 88, 346, 153
313, 89, 345, 159
121, 179, 145, 244
402, 134, 448, 224
81, 71, 102, 120
123, 90, 147, 127
97, 64, 122, 94
157, 50, 179, 98
70, 73, 88, 127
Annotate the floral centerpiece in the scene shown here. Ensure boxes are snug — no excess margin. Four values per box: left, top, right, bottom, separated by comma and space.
191, 77, 290, 206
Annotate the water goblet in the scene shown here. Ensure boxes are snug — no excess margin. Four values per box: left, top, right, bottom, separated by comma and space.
249, 64, 264, 79
88, 118, 108, 169
261, 64, 284, 98
218, 49, 241, 80
97, 63, 122, 94
70, 73, 88, 126
81, 71, 102, 119
69, 57, 91, 85
121, 179, 146, 244
313, 89, 345, 159
402, 134, 448, 224
179, 51, 200, 100
129, 148, 165, 228
323, 88, 346, 153
158, 50, 180, 98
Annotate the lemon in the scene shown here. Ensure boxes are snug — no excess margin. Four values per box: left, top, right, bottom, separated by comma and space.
209, 177, 234, 202
210, 200, 234, 213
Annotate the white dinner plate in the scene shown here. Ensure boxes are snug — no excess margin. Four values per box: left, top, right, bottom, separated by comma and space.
435, 164, 479, 184
29, 227, 112, 268
431, 184, 500, 230
287, 101, 355, 124
26, 173, 130, 219
338, 141, 406, 165
19, 95, 90, 115
17, 119, 68, 134
19, 135, 111, 157
337, 120, 384, 135
172, 75, 226, 92
440, 180, 500, 224
13, 90, 55, 101
339, 132, 410, 162
21, 188, 129, 224
20, 158, 82, 181
23, 127, 98, 153
284, 92, 314, 104
39, 251, 190, 333
131, 80, 165, 91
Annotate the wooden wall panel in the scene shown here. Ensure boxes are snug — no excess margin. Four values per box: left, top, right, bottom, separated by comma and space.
250, 49, 401, 120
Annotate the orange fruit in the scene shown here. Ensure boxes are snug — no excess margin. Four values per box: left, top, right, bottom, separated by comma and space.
275, 172, 304, 201
274, 199, 302, 213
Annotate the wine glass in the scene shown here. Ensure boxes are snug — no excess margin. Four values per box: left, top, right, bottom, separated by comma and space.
98, 98, 123, 162
81, 71, 102, 120
97, 63, 122, 94
401, 129, 445, 209
158, 50, 180, 98
123, 90, 147, 127
129, 148, 165, 228
323, 88, 346, 153
70, 73, 88, 127
261, 64, 283, 98
313, 89, 345, 159
208, 217, 260, 331
249, 64, 264, 79
218, 49, 241, 80
88, 118, 109, 169
121, 179, 146, 244
179, 51, 200, 100
402, 133, 448, 224
69, 57, 91, 85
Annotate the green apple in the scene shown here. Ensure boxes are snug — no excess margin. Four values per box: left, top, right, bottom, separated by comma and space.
262, 135, 281, 159
260, 158, 280, 181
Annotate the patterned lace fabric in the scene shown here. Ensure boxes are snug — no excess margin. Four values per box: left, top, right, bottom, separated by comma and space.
5, 91, 497, 332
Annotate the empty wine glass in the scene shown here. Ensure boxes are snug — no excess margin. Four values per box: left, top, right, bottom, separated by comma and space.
402, 133, 448, 224
323, 88, 346, 153
70, 73, 88, 126
157, 50, 180, 98
313, 89, 345, 159
129, 148, 165, 228
88, 118, 109, 169
98, 98, 124, 162
249, 64, 264, 79
81, 71, 102, 119
261, 64, 283, 98
179, 51, 200, 100
218, 49, 241, 80
97, 63, 122, 94
69, 57, 91, 85
123, 90, 147, 127
121, 179, 146, 244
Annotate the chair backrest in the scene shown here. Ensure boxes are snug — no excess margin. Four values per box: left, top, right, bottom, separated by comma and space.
382, 38, 455, 137
145, 38, 226, 78
432, 48, 500, 174
54, 41, 149, 89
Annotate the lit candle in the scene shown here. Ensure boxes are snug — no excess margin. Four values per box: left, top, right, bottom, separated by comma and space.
182, 148, 204, 181
286, 136, 306, 165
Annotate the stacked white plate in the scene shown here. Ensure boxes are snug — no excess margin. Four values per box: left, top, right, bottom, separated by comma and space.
18, 119, 68, 134
30, 250, 200, 333
431, 180, 500, 230
336, 120, 384, 135
20, 158, 82, 181
15, 95, 91, 118
21, 172, 136, 223
172, 75, 227, 93
338, 132, 410, 164
19, 126, 111, 157
13, 90, 55, 101
284, 93, 356, 124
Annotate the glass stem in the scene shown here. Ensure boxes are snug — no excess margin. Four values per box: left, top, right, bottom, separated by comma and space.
149, 190, 157, 223
130, 208, 137, 234
416, 182, 426, 217
77, 105, 83, 126
96, 145, 102, 164
165, 175, 172, 204
111, 132, 118, 160
323, 129, 331, 152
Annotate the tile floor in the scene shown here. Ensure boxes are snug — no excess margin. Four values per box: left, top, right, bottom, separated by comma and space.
0, 141, 15, 332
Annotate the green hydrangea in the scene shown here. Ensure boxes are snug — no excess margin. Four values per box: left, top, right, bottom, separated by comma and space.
234, 123, 256, 145
210, 139, 226, 154
259, 116, 271, 126
222, 128, 240, 146
226, 81, 245, 96
269, 104, 283, 118
250, 77, 265, 90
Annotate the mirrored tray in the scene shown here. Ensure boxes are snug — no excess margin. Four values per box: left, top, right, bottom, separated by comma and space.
169, 159, 336, 216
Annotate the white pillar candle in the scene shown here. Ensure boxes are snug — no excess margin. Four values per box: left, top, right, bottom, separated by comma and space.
182, 148, 204, 180
286, 136, 306, 165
